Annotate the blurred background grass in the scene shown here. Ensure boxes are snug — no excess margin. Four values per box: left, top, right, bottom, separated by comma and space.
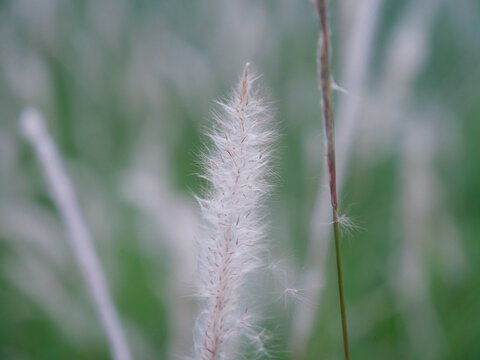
1, 0, 480, 359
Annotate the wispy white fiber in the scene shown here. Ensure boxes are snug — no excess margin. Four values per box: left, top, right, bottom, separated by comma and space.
193, 63, 275, 360
20, 108, 132, 360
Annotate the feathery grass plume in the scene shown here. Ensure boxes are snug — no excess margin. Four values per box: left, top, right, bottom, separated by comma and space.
20, 108, 132, 360
193, 63, 275, 360
314, 0, 350, 359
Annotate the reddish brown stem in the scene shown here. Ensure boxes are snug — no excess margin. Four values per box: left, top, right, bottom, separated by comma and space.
314, 0, 350, 359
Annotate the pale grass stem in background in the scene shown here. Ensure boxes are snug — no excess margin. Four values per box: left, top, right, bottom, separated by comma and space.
194, 63, 275, 360
20, 108, 132, 360
315, 0, 350, 358
394, 122, 449, 360
358, 0, 440, 159
122, 147, 199, 357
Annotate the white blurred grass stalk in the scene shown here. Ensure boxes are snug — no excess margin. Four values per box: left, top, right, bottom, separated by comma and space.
392, 121, 450, 359
20, 108, 132, 360
122, 143, 199, 358
194, 64, 274, 359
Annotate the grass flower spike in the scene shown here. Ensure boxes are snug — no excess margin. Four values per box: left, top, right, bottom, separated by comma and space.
194, 63, 275, 360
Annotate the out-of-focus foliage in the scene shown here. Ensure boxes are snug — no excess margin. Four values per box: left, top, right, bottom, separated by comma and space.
0, 0, 479, 359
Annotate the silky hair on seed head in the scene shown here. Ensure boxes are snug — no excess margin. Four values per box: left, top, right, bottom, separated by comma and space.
193, 63, 276, 360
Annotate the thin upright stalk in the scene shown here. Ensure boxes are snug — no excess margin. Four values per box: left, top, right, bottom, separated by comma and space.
314, 0, 350, 359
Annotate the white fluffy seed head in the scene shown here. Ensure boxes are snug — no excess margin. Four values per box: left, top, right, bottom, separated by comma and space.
193, 63, 275, 360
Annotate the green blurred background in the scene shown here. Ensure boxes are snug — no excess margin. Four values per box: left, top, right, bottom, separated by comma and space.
1, 0, 480, 359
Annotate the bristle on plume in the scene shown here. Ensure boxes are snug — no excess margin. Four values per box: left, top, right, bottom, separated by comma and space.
193, 63, 275, 360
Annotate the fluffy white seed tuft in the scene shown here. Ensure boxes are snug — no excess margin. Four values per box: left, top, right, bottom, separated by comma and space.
193, 63, 275, 360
